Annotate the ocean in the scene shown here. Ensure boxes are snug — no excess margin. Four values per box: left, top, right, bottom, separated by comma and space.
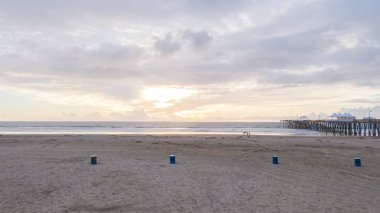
0, 121, 321, 136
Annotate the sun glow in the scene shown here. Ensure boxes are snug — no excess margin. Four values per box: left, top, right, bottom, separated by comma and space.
142, 86, 195, 108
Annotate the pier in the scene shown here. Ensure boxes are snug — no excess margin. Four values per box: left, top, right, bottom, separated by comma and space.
281, 120, 380, 137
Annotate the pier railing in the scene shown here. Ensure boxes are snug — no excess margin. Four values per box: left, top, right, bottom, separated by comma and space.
280, 120, 380, 137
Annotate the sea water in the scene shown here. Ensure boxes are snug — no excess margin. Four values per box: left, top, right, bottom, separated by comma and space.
0, 121, 322, 136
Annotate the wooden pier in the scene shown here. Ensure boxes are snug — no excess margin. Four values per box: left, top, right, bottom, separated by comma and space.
281, 120, 380, 137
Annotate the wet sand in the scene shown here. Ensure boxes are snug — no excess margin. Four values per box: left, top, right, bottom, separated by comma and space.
0, 134, 380, 212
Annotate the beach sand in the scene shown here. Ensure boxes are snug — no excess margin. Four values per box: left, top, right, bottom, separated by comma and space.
1, 134, 380, 212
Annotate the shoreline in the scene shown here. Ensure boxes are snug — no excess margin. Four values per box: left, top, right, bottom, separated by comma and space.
0, 132, 378, 139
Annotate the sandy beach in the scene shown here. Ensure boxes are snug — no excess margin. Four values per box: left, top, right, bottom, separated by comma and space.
1, 134, 380, 212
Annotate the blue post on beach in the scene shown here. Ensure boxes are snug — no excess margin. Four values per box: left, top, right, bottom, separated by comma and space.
354, 158, 361, 167
169, 155, 176, 164
272, 156, 279, 165
91, 155, 97, 165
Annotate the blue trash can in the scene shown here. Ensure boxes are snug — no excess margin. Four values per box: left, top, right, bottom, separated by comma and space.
169, 155, 176, 164
91, 155, 97, 165
272, 156, 279, 165
354, 158, 361, 167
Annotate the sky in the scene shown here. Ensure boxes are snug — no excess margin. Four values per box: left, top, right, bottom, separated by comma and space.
0, 0, 380, 121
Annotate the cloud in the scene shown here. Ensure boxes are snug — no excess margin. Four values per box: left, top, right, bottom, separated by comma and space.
183, 30, 213, 48
339, 106, 380, 119
183, 0, 251, 15
2, 0, 379, 86
0, 0, 380, 120
154, 34, 181, 55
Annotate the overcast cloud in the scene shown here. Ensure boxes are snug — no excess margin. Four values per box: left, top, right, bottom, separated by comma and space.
0, 0, 379, 121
